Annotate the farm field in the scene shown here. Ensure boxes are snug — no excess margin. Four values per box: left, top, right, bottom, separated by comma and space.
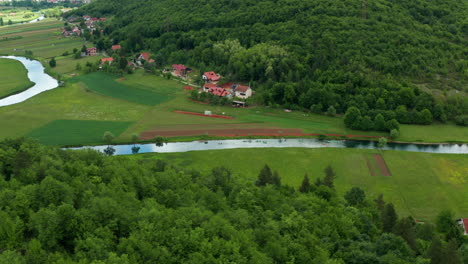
0, 57, 34, 98
0, 18, 86, 61
0, 9, 39, 24
137, 148, 468, 221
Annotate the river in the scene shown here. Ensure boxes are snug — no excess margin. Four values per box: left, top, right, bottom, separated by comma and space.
69, 138, 468, 155
0, 56, 58, 107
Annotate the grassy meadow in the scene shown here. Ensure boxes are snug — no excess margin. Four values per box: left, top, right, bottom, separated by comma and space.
0, 57, 34, 98
136, 148, 468, 221
0, 9, 39, 24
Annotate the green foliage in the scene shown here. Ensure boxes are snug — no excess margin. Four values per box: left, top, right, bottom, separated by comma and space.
344, 187, 366, 207
0, 139, 463, 263
378, 137, 388, 148
103, 131, 114, 145
49, 57, 56, 68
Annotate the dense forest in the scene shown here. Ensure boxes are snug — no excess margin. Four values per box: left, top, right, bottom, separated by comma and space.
0, 138, 467, 263
68, 0, 468, 129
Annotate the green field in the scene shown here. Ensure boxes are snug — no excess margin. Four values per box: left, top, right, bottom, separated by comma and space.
27, 119, 133, 145
0, 57, 34, 98
137, 148, 468, 221
71, 72, 177, 106
0, 9, 39, 24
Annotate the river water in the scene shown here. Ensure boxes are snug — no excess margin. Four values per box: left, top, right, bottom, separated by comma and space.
0, 56, 58, 107
70, 138, 468, 155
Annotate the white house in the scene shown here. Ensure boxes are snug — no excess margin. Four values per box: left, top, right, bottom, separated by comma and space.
233, 84, 252, 99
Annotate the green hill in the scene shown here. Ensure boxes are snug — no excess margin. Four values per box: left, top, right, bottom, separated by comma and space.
71, 0, 468, 127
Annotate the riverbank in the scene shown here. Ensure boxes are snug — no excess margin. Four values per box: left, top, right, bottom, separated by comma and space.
0, 57, 35, 99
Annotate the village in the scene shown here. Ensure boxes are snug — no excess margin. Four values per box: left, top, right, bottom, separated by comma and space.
62, 15, 254, 106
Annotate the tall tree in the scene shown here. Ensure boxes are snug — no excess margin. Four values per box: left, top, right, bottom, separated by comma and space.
299, 174, 311, 193
382, 203, 398, 233
323, 165, 336, 190
255, 164, 272, 187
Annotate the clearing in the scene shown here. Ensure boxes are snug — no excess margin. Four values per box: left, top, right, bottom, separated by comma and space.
0, 57, 34, 98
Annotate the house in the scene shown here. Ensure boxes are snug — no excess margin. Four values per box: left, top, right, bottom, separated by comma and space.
233, 84, 252, 99
203, 83, 218, 92
202, 71, 220, 83
86, 47, 97, 56
72, 26, 81, 36
458, 219, 468, 235
111, 45, 121, 51
100, 57, 114, 64
138, 53, 151, 61
172, 64, 187, 77
203, 83, 230, 97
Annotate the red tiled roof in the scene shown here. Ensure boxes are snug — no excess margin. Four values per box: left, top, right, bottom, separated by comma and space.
203, 83, 218, 89
220, 82, 235, 89
140, 53, 151, 61
101, 58, 114, 63
111, 45, 121, 50
203, 71, 220, 81
235, 85, 250, 93
463, 219, 468, 233
87, 47, 97, 51
208, 87, 230, 97
172, 64, 186, 71
148, 59, 155, 63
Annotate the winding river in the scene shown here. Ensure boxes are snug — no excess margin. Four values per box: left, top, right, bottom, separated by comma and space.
0, 56, 58, 107
70, 138, 468, 155
1, 56, 466, 155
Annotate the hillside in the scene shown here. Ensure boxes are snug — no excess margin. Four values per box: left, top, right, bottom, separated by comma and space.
0, 138, 467, 263
70, 0, 468, 128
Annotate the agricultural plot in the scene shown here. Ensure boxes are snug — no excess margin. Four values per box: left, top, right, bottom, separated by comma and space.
27, 119, 133, 146
71, 72, 177, 106
0, 19, 85, 59
148, 148, 468, 221
0, 57, 34, 98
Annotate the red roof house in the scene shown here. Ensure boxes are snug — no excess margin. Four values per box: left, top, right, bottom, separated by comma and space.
172, 64, 187, 76
138, 53, 151, 61
111, 45, 121, 50
458, 219, 468, 235
100, 57, 114, 64
203, 83, 230, 97
202, 71, 221, 83
86, 47, 97, 56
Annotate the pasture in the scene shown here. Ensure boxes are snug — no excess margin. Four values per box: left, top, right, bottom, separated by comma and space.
0, 57, 34, 98
141, 148, 468, 221
27, 119, 132, 146
71, 72, 177, 106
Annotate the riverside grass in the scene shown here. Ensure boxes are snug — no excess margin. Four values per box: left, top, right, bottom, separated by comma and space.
140, 147, 468, 222
0, 58, 34, 98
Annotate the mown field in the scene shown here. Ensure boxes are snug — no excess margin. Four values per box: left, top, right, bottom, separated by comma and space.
0, 57, 34, 98
0, 9, 39, 23
135, 148, 468, 221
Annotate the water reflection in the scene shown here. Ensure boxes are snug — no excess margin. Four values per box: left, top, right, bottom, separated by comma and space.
69, 139, 468, 156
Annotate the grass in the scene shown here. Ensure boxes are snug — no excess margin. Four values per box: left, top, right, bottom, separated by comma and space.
27, 119, 133, 146
137, 148, 468, 221
0, 57, 34, 98
70, 72, 177, 106
0, 19, 86, 60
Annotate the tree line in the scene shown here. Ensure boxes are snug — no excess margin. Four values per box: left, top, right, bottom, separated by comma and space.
0, 138, 467, 263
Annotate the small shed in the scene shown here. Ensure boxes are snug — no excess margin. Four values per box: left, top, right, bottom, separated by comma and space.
204, 110, 212, 116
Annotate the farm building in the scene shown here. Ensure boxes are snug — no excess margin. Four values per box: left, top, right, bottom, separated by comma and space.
233, 84, 252, 99
458, 219, 468, 235
111, 45, 121, 51
172, 64, 189, 77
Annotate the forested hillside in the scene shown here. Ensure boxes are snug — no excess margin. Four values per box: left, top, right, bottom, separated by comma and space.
0, 138, 467, 263
70, 0, 468, 128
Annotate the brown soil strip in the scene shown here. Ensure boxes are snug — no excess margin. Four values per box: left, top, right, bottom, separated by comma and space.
366, 157, 377, 176
140, 127, 303, 140
373, 154, 391, 176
